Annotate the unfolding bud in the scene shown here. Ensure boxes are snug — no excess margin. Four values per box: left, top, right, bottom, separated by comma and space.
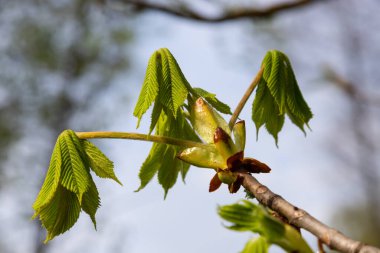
232, 120, 246, 152
241, 158, 271, 173
190, 97, 230, 144
214, 127, 238, 161
177, 146, 226, 169
217, 170, 238, 185
228, 175, 244, 193
209, 173, 222, 192
227, 151, 244, 170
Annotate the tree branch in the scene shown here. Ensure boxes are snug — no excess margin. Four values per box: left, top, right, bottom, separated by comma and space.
239, 173, 380, 253
119, 0, 324, 23
325, 68, 380, 106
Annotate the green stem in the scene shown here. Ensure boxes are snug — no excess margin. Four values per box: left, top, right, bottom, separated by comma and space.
228, 67, 264, 129
75, 131, 211, 149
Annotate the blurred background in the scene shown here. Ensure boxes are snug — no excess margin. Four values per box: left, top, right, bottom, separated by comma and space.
0, 0, 379, 252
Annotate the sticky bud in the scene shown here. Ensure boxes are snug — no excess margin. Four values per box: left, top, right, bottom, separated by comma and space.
190, 98, 230, 144
209, 173, 222, 192
233, 120, 246, 152
241, 158, 271, 173
177, 146, 226, 169
214, 127, 238, 161
217, 170, 238, 185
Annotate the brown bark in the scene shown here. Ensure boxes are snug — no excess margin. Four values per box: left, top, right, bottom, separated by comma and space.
240, 173, 380, 253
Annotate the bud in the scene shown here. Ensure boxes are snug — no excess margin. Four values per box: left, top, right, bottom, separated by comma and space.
241, 158, 271, 173
214, 127, 238, 161
177, 146, 226, 169
232, 120, 246, 152
190, 97, 230, 144
209, 173, 222, 192
217, 170, 237, 185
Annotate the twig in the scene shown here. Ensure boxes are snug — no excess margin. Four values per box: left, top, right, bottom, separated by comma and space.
228, 67, 263, 129
325, 68, 380, 106
239, 173, 380, 253
75, 131, 211, 149
119, 0, 324, 23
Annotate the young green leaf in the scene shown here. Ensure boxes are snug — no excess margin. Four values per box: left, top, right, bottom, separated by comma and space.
218, 200, 313, 253
252, 50, 312, 144
59, 130, 91, 202
38, 185, 81, 243
32, 138, 62, 212
136, 110, 200, 195
193, 87, 232, 115
33, 129, 121, 243
81, 139, 122, 185
81, 176, 100, 229
161, 48, 189, 118
134, 48, 192, 132
242, 237, 269, 253
135, 143, 166, 192
157, 146, 182, 198
252, 79, 285, 144
133, 50, 160, 128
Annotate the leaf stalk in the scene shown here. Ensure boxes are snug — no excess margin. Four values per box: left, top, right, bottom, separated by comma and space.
228, 67, 264, 129
75, 131, 211, 149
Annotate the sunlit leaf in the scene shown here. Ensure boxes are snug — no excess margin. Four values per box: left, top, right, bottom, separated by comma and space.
38, 185, 81, 243
134, 48, 193, 133
252, 50, 312, 144
133, 50, 160, 127
59, 130, 90, 202
193, 87, 232, 114
218, 200, 313, 253
135, 143, 166, 192
157, 146, 182, 198
242, 237, 269, 253
33, 138, 61, 212
81, 176, 100, 229
82, 139, 122, 185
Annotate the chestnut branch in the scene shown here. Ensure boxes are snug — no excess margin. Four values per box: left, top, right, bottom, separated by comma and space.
239, 173, 380, 253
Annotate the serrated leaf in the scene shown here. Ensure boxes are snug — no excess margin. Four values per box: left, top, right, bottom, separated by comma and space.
157, 146, 182, 198
252, 50, 312, 144
218, 200, 313, 253
193, 87, 232, 114
180, 162, 191, 183
38, 185, 81, 243
149, 97, 164, 134
242, 237, 269, 253
133, 51, 160, 127
137, 109, 200, 195
135, 143, 166, 192
33, 138, 62, 213
59, 130, 91, 202
82, 139, 122, 185
156, 48, 189, 118
162, 49, 189, 117
283, 57, 312, 132
252, 81, 284, 144
265, 50, 286, 113
81, 176, 100, 229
